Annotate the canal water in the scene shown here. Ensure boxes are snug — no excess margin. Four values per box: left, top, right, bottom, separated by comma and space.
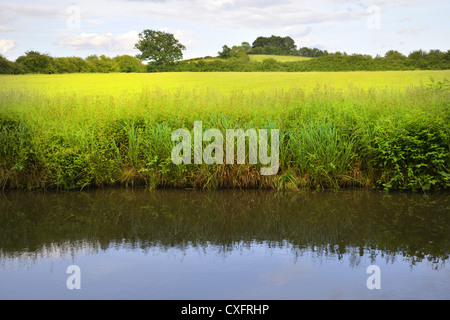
0, 189, 449, 300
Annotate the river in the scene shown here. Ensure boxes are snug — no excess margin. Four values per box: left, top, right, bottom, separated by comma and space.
0, 189, 448, 300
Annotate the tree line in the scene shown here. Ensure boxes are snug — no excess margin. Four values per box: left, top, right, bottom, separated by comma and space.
0, 51, 146, 74
168, 49, 450, 72
218, 36, 328, 58
1, 30, 449, 74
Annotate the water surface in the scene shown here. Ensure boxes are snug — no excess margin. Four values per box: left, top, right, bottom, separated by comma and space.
0, 189, 449, 300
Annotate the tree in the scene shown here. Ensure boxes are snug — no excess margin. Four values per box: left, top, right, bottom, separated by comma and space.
297, 47, 327, 57
241, 42, 251, 53
53, 57, 89, 73
218, 45, 231, 58
408, 49, 427, 60
134, 29, 186, 67
251, 35, 296, 55
384, 50, 406, 60
15, 51, 56, 74
229, 46, 250, 61
113, 55, 146, 73
85, 55, 117, 73
0, 54, 15, 74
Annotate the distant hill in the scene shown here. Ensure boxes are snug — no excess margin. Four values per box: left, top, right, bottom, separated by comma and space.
184, 54, 313, 63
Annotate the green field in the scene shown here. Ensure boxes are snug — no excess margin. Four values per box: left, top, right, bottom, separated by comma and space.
1, 70, 449, 95
185, 54, 312, 64
0, 71, 449, 191
248, 55, 313, 62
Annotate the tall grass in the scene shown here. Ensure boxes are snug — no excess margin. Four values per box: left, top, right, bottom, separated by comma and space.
0, 78, 448, 192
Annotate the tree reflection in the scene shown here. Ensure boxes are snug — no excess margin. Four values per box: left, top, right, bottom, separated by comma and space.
0, 189, 449, 270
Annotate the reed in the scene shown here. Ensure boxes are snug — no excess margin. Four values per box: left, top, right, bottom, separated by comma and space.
0, 74, 448, 192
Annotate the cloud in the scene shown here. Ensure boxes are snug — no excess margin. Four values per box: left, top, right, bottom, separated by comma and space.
125, 0, 427, 30
57, 29, 195, 53
86, 19, 106, 26
158, 28, 195, 47
0, 4, 65, 23
57, 31, 140, 53
397, 24, 429, 34
410, 24, 429, 32
129, 0, 372, 29
0, 39, 17, 54
0, 25, 18, 32
282, 26, 313, 38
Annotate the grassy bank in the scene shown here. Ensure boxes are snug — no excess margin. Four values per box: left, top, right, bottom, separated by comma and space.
0, 72, 449, 191
249, 55, 313, 62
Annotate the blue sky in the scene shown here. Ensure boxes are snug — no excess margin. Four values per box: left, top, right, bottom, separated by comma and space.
0, 0, 449, 61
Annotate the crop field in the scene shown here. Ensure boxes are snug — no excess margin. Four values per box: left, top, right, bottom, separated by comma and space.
248, 55, 313, 62
185, 54, 312, 64
0, 71, 449, 192
1, 70, 449, 95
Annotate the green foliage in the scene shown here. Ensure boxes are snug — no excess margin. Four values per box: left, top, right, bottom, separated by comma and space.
371, 114, 450, 192
218, 45, 231, 58
166, 50, 450, 72
287, 119, 356, 187
0, 54, 17, 74
0, 52, 147, 74
297, 47, 328, 57
113, 55, 146, 73
53, 56, 90, 73
426, 77, 450, 91
241, 42, 252, 53
85, 55, 118, 73
1, 48, 449, 74
385, 50, 406, 60
134, 29, 186, 66
229, 46, 250, 61
15, 51, 56, 74
251, 35, 296, 55
0, 78, 448, 191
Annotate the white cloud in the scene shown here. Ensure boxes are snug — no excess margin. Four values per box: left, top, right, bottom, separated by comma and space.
397, 24, 429, 34
158, 28, 195, 47
56, 28, 195, 57
57, 31, 140, 54
0, 0, 446, 59
410, 24, 429, 32
0, 25, 17, 32
128, 0, 424, 30
86, 19, 106, 25
0, 4, 65, 24
129, 0, 371, 29
282, 26, 313, 38
0, 39, 17, 54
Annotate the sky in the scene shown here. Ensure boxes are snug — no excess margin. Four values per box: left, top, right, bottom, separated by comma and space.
0, 0, 449, 61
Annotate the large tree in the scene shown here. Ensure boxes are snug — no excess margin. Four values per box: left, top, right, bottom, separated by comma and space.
134, 29, 186, 66
251, 35, 296, 55
15, 51, 56, 74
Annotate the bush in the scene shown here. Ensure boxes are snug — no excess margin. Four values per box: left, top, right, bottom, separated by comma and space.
15, 51, 56, 74
371, 114, 450, 191
113, 55, 146, 73
0, 54, 16, 74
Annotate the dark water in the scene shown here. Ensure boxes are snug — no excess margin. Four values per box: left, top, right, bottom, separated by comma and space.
0, 189, 449, 300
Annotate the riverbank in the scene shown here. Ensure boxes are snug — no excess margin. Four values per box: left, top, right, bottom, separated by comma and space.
0, 73, 448, 192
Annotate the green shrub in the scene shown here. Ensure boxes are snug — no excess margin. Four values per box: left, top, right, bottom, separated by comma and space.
371, 114, 450, 191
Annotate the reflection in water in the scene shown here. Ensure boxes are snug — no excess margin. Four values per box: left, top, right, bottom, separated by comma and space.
0, 189, 449, 299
